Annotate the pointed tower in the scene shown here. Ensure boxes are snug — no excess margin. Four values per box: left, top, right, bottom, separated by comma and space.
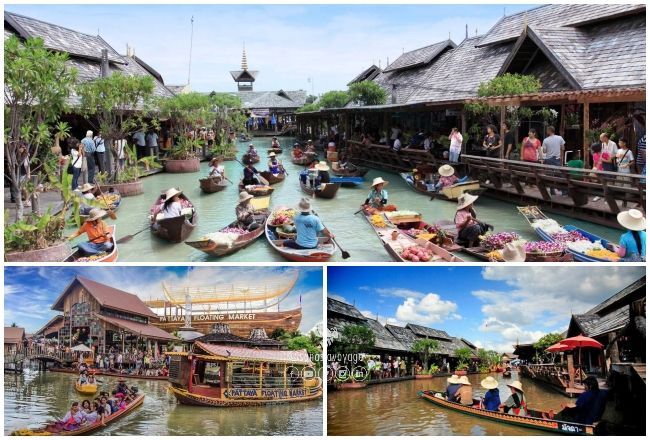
230, 43, 258, 91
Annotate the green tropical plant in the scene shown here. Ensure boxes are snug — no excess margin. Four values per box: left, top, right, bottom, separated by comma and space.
319, 90, 349, 109
347, 81, 387, 106
477, 348, 501, 368
517, 106, 534, 120
169, 136, 203, 160
533, 332, 564, 351
412, 338, 439, 371
478, 73, 541, 97
537, 107, 559, 125
454, 347, 474, 367
455, 361, 469, 371
296, 102, 320, 113
137, 155, 162, 172
428, 364, 440, 375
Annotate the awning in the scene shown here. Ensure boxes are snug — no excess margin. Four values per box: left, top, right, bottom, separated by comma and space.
71, 344, 93, 352
194, 341, 312, 365
94, 314, 177, 341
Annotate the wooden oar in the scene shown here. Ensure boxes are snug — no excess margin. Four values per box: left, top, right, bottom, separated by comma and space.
312, 210, 350, 259
93, 179, 117, 220
234, 158, 269, 185
115, 225, 150, 244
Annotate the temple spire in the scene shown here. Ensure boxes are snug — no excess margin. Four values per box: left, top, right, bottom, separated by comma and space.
241, 43, 248, 70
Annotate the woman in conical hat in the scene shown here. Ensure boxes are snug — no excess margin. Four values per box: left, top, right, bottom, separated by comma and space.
364, 177, 389, 209
66, 208, 113, 256
454, 376, 473, 405
454, 193, 492, 247
480, 376, 501, 411
435, 164, 459, 191
445, 374, 461, 402
501, 380, 528, 416
611, 209, 646, 261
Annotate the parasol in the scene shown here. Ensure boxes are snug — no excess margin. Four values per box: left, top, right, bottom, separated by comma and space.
559, 334, 603, 371
546, 342, 571, 352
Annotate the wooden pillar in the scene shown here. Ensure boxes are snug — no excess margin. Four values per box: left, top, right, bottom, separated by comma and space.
259, 362, 263, 390
582, 102, 590, 168
499, 105, 506, 159
460, 109, 468, 156
383, 112, 390, 142
559, 104, 566, 138
608, 332, 620, 363
567, 352, 575, 389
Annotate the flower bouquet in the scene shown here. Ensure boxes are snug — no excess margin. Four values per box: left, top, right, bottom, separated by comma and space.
479, 232, 521, 251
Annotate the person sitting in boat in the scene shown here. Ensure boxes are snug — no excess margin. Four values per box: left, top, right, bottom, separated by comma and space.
500, 380, 528, 416
83, 401, 99, 425
67, 209, 114, 256
316, 161, 331, 184
77, 183, 97, 216
292, 143, 304, 159
61, 402, 84, 428
480, 376, 501, 411
609, 209, 646, 261
114, 378, 130, 397
554, 376, 607, 425
305, 140, 316, 155
100, 395, 112, 416
454, 194, 492, 247
247, 143, 259, 158
267, 152, 285, 176
94, 398, 106, 425
161, 188, 185, 219
364, 177, 389, 209
87, 373, 96, 384
208, 157, 225, 179
78, 371, 88, 385
271, 137, 280, 149
282, 198, 334, 250
243, 161, 260, 186
445, 375, 461, 402
236, 191, 264, 231
434, 165, 459, 192
454, 376, 474, 405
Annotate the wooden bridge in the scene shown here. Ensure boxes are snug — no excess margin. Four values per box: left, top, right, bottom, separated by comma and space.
4, 347, 80, 372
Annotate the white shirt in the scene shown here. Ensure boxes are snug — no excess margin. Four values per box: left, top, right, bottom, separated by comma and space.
390, 127, 401, 140
163, 201, 183, 219
450, 132, 463, 152
209, 165, 224, 177
602, 140, 617, 160
392, 138, 402, 151
423, 138, 431, 151
70, 149, 83, 169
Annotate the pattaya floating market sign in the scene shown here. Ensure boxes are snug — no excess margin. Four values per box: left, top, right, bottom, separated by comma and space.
159, 313, 257, 322
224, 387, 309, 399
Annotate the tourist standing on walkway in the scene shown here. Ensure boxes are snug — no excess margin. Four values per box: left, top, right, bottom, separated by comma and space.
115, 137, 127, 170
483, 125, 501, 158
392, 134, 402, 152
390, 124, 401, 147
520, 128, 542, 163
615, 138, 634, 175
93, 131, 106, 174
69, 143, 84, 190
541, 126, 564, 166
636, 134, 645, 175
449, 128, 463, 163
81, 130, 96, 184
599, 133, 617, 172
146, 129, 159, 157
132, 128, 146, 159
502, 122, 515, 159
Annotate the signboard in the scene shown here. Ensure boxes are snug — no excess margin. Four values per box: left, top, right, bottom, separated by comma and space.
252, 108, 270, 116
223, 387, 314, 400
159, 313, 256, 323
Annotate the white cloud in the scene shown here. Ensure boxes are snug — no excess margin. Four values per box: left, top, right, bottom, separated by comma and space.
327, 293, 349, 303
395, 293, 460, 325
360, 310, 405, 327
376, 287, 425, 300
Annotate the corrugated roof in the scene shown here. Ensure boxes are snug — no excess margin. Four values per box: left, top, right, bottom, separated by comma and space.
4, 327, 25, 344
52, 276, 157, 319
477, 4, 645, 47
383, 40, 455, 73
406, 323, 452, 341
194, 341, 312, 364
95, 314, 177, 341
327, 297, 366, 320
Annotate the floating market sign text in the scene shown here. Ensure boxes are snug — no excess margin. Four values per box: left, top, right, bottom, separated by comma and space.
224, 388, 309, 399
159, 313, 256, 322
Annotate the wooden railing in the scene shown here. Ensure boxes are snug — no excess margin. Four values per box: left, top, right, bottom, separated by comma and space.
346, 141, 461, 174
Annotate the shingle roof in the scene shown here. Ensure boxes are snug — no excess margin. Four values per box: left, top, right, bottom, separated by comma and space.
364, 318, 409, 352
348, 65, 382, 86
477, 4, 645, 47
94, 314, 177, 341
383, 40, 455, 73
52, 276, 157, 319
327, 297, 366, 320
236, 90, 307, 109
385, 324, 419, 351
406, 323, 452, 341
4, 327, 25, 344
572, 305, 630, 338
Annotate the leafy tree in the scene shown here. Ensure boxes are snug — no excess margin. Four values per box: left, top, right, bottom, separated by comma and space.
296, 102, 320, 113
454, 347, 474, 366
412, 338, 439, 371
319, 90, 349, 109
269, 327, 288, 340
4, 35, 77, 220
477, 348, 501, 368
347, 81, 387, 106
478, 73, 541, 97
287, 335, 320, 357
330, 324, 375, 361
77, 72, 156, 182
533, 332, 564, 351
308, 330, 323, 348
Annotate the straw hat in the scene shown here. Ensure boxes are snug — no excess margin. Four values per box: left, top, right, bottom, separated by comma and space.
248, 143, 255, 148
238, 191, 254, 204
447, 374, 460, 384
316, 161, 330, 171
78, 183, 95, 193
438, 164, 455, 177
328, 141, 336, 147
165, 188, 182, 201
617, 209, 646, 231
298, 198, 312, 213
456, 193, 479, 211
507, 380, 524, 393
457, 376, 471, 386
268, 152, 276, 158
307, 139, 313, 143
86, 130, 93, 137
500, 241, 526, 262
293, 142, 300, 147
481, 376, 499, 390
85, 208, 106, 222
371, 177, 388, 188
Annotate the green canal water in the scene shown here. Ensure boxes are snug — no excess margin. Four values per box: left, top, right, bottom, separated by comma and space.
4, 370, 323, 435
67, 137, 621, 262
328, 372, 571, 436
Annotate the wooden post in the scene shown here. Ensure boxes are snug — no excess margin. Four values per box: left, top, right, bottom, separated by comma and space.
567, 352, 575, 390
499, 105, 506, 159
582, 102, 590, 168
460, 109, 468, 156
559, 104, 566, 138
259, 362, 263, 390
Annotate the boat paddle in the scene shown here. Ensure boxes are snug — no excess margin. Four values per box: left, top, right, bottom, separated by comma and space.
115, 224, 150, 244
93, 179, 117, 220
312, 210, 350, 259
234, 158, 269, 186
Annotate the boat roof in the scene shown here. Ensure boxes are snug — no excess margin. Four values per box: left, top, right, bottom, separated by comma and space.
193, 341, 312, 365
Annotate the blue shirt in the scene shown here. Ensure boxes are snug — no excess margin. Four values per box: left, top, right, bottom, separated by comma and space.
483, 388, 501, 411
574, 389, 607, 425
446, 383, 461, 402
81, 137, 95, 153
619, 230, 646, 259
366, 188, 388, 208
295, 213, 324, 249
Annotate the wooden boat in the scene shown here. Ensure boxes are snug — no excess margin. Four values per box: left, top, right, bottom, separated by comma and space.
150, 194, 198, 243
186, 212, 269, 257
168, 341, 322, 407
78, 188, 122, 221
242, 153, 260, 164
65, 225, 118, 262
75, 381, 98, 395
12, 393, 145, 436
292, 156, 311, 166
362, 212, 464, 262
331, 165, 368, 178
48, 367, 169, 381
199, 176, 229, 193
267, 147, 283, 155
400, 172, 484, 201
418, 390, 595, 435
502, 370, 512, 378
259, 171, 286, 185
299, 180, 340, 199
265, 208, 337, 262
397, 220, 463, 252
238, 181, 275, 196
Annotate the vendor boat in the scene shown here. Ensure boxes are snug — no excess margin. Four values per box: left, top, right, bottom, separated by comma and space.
242, 153, 260, 164
292, 156, 311, 166
238, 181, 275, 196
78, 188, 122, 221
150, 194, 198, 243
11, 393, 144, 436
75, 381, 98, 395
265, 208, 337, 262
418, 390, 595, 435
199, 176, 229, 193
167, 341, 322, 407
331, 165, 368, 178
66, 225, 118, 262
267, 147, 283, 155
299, 181, 340, 199
186, 212, 269, 258
396, 219, 462, 252
259, 171, 286, 185
400, 172, 484, 201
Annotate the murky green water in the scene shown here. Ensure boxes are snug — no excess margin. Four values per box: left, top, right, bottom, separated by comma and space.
4, 369, 322, 435
327, 372, 571, 436
67, 137, 620, 262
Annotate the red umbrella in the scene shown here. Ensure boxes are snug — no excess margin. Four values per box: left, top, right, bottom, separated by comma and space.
546, 342, 571, 352
559, 334, 603, 349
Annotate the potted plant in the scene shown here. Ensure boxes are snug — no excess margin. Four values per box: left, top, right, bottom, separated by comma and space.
335, 373, 368, 390
412, 338, 439, 379
428, 364, 440, 375
165, 136, 201, 173
454, 347, 474, 375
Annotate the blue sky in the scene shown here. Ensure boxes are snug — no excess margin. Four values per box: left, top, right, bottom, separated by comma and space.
328, 266, 645, 353
5, 3, 535, 93
4, 266, 322, 334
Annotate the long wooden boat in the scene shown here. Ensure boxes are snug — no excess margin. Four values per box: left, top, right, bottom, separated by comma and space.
397, 220, 463, 252
65, 225, 118, 262
78, 189, 122, 221
150, 194, 198, 243
267, 147, 283, 155
362, 212, 463, 262
265, 208, 337, 262
418, 390, 595, 435
502, 370, 512, 378
168, 341, 322, 407
11, 393, 145, 436
331, 166, 368, 178
75, 382, 98, 395
199, 176, 229, 193
242, 153, 260, 164
299, 180, 340, 199
292, 156, 311, 166
238, 181, 275, 196
48, 367, 169, 381
259, 171, 286, 185
186, 213, 269, 257
400, 172, 484, 201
